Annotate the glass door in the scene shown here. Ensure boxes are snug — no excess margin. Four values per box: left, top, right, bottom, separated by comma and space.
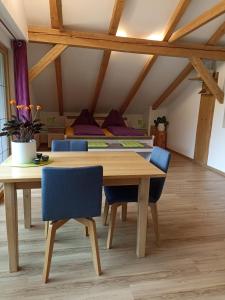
0, 48, 9, 163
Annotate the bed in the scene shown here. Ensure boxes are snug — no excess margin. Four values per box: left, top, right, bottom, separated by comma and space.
68, 109, 106, 136
102, 110, 145, 137
65, 109, 148, 140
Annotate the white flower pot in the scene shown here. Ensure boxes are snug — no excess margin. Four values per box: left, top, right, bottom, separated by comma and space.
11, 140, 36, 164
157, 123, 165, 132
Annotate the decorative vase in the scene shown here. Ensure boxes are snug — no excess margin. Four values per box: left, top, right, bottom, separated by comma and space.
11, 140, 36, 164
157, 123, 165, 132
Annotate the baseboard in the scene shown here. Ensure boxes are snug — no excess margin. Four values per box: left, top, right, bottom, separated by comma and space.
166, 148, 194, 161
167, 148, 225, 178
206, 165, 225, 178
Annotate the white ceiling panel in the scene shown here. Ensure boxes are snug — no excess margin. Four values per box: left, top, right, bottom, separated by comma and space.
23, 0, 50, 27
27, 43, 57, 111
61, 47, 103, 112
127, 56, 189, 113
62, 0, 115, 32
96, 51, 149, 113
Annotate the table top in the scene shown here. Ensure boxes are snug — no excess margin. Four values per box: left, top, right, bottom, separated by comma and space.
0, 151, 165, 183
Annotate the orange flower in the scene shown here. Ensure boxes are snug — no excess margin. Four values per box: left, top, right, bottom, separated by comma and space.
36, 105, 42, 111
16, 105, 22, 109
9, 99, 16, 105
29, 104, 34, 109
23, 106, 30, 111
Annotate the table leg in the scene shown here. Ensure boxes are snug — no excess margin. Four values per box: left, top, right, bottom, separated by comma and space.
23, 189, 31, 228
4, 183, 19, 272
136, 178, 150, 258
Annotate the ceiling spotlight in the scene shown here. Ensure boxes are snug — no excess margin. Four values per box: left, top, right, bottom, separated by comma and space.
116, 30, 127, 37
147, 33, 164, 41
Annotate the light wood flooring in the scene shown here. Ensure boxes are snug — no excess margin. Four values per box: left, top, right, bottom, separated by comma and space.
1, 153, 225, 299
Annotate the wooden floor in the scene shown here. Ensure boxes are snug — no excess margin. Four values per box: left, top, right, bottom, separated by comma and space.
1, 154, 225, 299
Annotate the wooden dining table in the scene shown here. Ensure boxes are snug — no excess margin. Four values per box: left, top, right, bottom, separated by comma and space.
0, 151, 165, 273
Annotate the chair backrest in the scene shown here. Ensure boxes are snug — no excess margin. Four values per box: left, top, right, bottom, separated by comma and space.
149, 147, 171, 202
52, 140, 70, 151
51, 140, 88, 151
42, 166, 103, 221
70, 140, 88, 151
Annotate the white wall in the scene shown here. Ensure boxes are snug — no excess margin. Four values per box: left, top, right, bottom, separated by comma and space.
166, 76, 200, 158
166, 62, 225, 173
0, 27, 11, 48
0, 0, 27, 39
0, 27, 15, 98
208, 62, 225, 172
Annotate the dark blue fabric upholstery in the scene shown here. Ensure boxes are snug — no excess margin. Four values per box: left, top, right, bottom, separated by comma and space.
104, 147, 171, 205
51, 140, 88, 152
42, 166, 103, 221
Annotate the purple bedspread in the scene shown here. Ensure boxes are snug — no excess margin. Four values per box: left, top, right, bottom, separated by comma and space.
107, 126, 144, 136
74, 125, 104, 136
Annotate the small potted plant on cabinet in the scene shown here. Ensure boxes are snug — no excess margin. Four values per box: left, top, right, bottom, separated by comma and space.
154, 116, 169, 132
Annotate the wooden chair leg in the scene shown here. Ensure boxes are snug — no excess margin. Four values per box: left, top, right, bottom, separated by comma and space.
85, 226, 89, 237
43, 222, 56, 283
43, 219, 69, 283
150, 203, 160, 246
44, 221, 49, 239
76, 218, 102, 276
107, 203, 120, 249
102, 201, 109, 226
87, 219, 102, 276
121, 203, 127, 222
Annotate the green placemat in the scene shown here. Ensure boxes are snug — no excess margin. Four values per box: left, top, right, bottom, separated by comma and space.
88, 141, 108, 148
2, 157, 53, 168
120, 141, 144, 148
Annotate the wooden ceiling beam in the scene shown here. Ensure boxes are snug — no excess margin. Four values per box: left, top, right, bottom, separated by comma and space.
90, 0, 125, 114
163, 0, 192, 41
108, 0, 125, 35
29, 44, 67, 81
169, 0, 225, 42
152, 21, 225, 110
28, 27, 225, 61
207, 20, 225, 45
119, 0, 191, 114
49, 0, 64, 116
190, 57, 224, 103
49, 0, 63, 30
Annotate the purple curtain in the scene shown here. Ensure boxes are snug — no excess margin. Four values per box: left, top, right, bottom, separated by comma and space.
13, 40, 30, 121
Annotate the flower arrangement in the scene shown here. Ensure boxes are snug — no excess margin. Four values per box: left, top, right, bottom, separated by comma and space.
0, 100, 44, 142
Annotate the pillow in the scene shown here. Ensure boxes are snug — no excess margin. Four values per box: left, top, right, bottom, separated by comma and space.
72, 109, 99, 127
102, 110, 126, 128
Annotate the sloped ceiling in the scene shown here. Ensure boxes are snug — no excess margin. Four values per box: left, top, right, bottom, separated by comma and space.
24, 0, 225, 114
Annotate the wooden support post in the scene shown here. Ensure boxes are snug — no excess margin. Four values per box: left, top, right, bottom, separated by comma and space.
190, 57, 224, 103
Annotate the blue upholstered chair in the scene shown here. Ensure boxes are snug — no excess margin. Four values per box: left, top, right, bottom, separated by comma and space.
42, 166, 103, 283
51, 139, 88, 151
103, 147, 171, 249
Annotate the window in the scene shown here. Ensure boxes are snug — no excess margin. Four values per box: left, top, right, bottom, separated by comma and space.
0, 45, 9, 164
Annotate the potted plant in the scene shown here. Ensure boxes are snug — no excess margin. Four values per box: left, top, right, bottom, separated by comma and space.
0, 100, 44, 164
154, 116, 169, 132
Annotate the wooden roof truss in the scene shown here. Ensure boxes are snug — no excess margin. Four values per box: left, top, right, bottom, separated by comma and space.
28, 0, 225, 114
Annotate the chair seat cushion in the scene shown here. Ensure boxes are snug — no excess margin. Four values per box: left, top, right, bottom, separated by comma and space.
104, 186, 138, 205
104, 178, 165, 205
